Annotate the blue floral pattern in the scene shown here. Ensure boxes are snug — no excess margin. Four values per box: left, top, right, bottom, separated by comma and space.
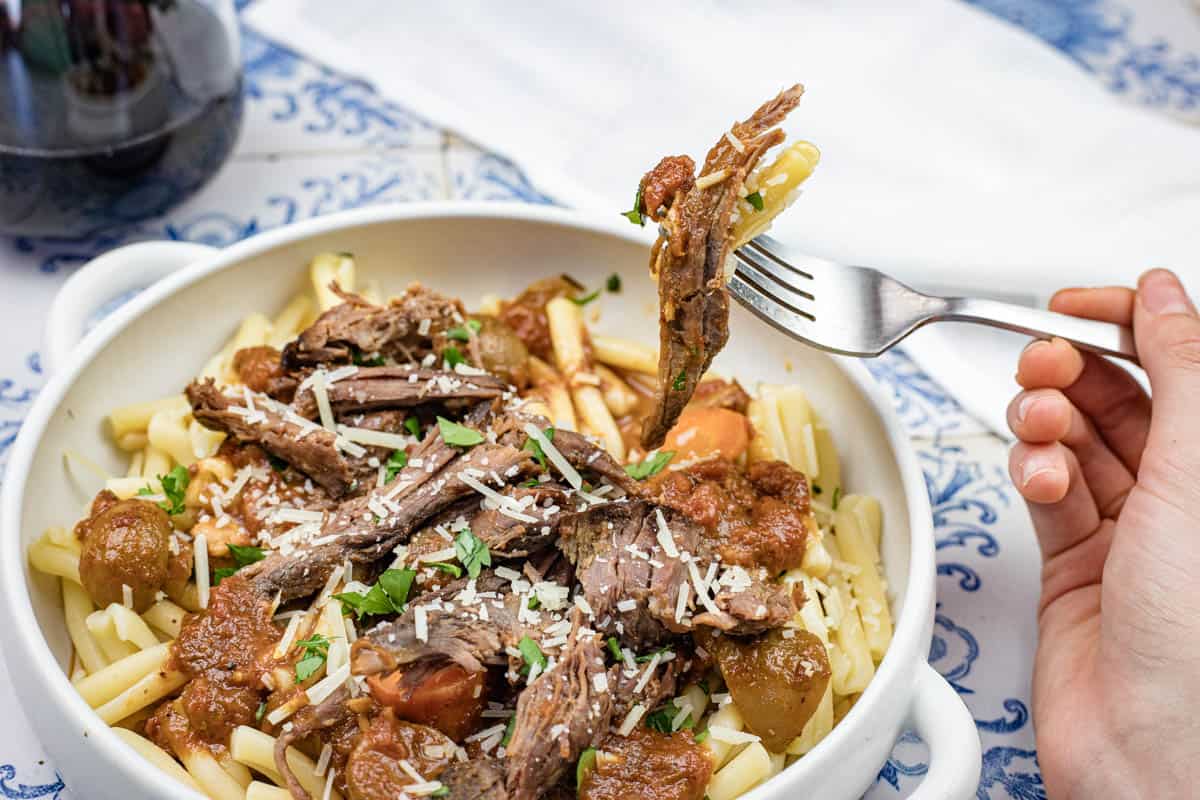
966, 0, 1200, 118
0, 0, 1194, 797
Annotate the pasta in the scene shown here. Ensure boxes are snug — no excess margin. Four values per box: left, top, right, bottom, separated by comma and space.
28, 255, 893, 800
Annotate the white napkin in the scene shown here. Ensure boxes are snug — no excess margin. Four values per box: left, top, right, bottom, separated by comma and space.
245, 0, 1200, 434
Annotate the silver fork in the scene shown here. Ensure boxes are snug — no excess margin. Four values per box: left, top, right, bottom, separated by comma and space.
730, 235, 1138, 363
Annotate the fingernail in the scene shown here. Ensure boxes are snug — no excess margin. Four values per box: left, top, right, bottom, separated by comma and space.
1140, 269, 1194, 315
1020, 450, 1057, 487
1022, 339, 1051, 356
1016, 393, 1039, 423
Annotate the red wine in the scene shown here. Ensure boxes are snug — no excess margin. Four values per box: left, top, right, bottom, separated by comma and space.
0, 0, 243, 237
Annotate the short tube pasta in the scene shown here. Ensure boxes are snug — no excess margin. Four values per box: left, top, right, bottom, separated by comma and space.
28, 539, 81, 584
310, 252, 356, 312
73, 642, 173, 707
547, 297, 624, 459
111, 728, 202, 792
109, 395, 189, 441
595, 364, 640, 417
230, 726, 343, 800
93, 667, 187, 725
707, 741, 772, 800
592, 335, 658, 375
63, 580, 107, 674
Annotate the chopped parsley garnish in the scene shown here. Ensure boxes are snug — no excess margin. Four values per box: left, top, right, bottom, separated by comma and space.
518, 635, 547, 675
527, 596, 541, 610
606, 636, 623, 661
501, 714, 517, 746
333, 568, 417, 619
576, 747, 598, 787
832, 487, 842, 510
352, 349, 386, 367
606, 273, 621, 292
523, 427, 555, 469
438, 416, 484, 447
442, 346, 467, 369
570, 289, 601, 307
454, 528, 491, 579
378, 568, 417, 609
228, 543, 266, 566
431, 788, 449, 798
672, 368, 687, 392
622, 183, 646, 226
214, 543, 267, 585
255, 701, 267, 722
521, 479, 542, 489
635, 645, 672, 663
384, 449, 408, 482
446, 319, 482, 341
427, 562, 463, 578
744, 191, 764, 211
404, 416, 422, 439
694, 729, 710, 744
139, 465, 189, 516
644, 705, 676, 733
697, 678, 710, 694
294, 634, 332, 683
624, 451, 675, 480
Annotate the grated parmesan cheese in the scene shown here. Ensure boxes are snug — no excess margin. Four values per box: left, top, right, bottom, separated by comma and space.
337, 424, 411, 450
414, 605, 429, 642
695, 169, 730, 190
314, 743, 333, 777
708, 725, 761, 744
193, 534, 210, 610
311, 371, 336, 431
654, 509, 679, 558
307, 663, 351, 706
522, 423, 582, 490
617, 703, 646, 736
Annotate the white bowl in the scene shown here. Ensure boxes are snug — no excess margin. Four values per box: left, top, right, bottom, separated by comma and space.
0, 203, 980, 800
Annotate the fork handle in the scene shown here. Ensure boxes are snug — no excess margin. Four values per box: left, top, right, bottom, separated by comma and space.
938, 297, 1139, 364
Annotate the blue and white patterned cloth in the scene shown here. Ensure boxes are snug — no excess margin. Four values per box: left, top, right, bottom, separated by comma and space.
0, 1, 1195, 797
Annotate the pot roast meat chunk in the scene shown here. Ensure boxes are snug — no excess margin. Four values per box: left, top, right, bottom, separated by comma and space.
641, 85, 805, 450
505, 620, 612, 800
291, 366, 507, 419
440, 758, 509, 800
556, 499, 795, 646
187, 379, 358, 498
282, 284, 465, 370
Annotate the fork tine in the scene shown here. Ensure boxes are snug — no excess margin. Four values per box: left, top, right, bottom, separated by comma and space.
745, 236, 815, 281
732, 248, 816, 319
728, 273, 820, 342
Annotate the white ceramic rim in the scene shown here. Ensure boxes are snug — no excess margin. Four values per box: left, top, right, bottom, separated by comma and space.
0, 201, 937, 799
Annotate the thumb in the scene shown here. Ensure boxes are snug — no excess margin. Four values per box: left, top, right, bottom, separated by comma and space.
1133, 269, 1200, 485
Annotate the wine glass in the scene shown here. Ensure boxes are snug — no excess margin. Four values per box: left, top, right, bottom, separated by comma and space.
0, 0, 243, 237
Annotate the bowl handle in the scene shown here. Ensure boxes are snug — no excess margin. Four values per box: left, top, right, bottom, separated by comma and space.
904, 662, 982, 799
44, 240, 218, 375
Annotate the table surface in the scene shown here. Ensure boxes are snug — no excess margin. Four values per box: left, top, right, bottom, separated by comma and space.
0, 2, 1196, 798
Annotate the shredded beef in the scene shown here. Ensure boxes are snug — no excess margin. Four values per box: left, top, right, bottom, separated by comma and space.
291, 366, 507, 418
282, 284, 464, 369
556, 499, 795, 646
441, 758, 509, 800
187, 379, 358, 498
641, 85, 805, 449
505, 618, 611, 800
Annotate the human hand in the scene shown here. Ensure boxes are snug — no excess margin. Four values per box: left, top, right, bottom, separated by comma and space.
1007, 269, 1200, 800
